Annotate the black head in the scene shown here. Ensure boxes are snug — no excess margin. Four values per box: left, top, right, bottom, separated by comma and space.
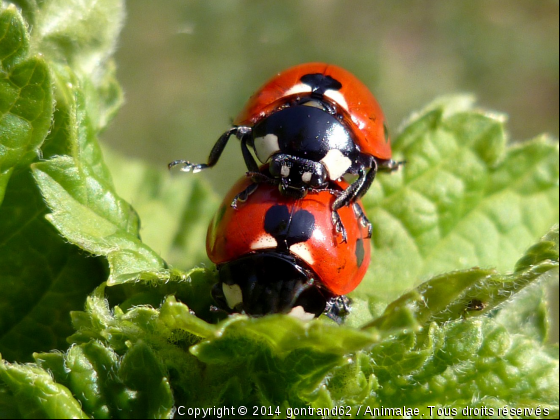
269, 153, 328, 198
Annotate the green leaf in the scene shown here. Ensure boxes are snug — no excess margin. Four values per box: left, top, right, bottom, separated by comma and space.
32, 88, 166, 284
1, 0, 127, 363
32, 340, 174, 419
119, 341, 174, 419
364, 225, 559, 332
359, 317, 559, 414
0, 358, 88, 419
0, 168, 105, 362
28, 0, 126, 135
0, 5, 53, 205
28, 0, 124, 75
361, 97, 560, 304
2, 224, 552, 417
33, 154, 165, 282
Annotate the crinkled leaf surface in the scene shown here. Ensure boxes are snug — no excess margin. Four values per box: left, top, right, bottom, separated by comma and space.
0, 5, 53, 205
32, 150, 165, 283
359, 97, 559, 304
0, 169, 105, 362
0, 6, 106, 362
2, 225, 551, 418
10, 0, 124, 134
0, 359, 88, 419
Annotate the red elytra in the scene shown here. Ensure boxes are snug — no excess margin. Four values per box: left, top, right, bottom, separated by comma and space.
207, 176, 371, 296
234, 62, 391, 161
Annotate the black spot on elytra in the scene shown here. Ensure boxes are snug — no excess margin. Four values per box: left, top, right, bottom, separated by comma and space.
264, 205, 315, 251
355, 237, 365, 268
300, 73, 342, 97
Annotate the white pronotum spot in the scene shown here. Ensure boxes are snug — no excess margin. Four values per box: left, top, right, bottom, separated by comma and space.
320, 149, 352, 180
301, 172, 312, 183
222, 283, 243, 309
254, 133, 280, 163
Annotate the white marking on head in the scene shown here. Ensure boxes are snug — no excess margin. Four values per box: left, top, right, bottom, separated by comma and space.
324, 89, 349, 111
254, 133, 280, 163
320, 149, 352, 180
280, 165, 290, 177
250, 235, 277, 251
288, 305, 315, 321
283, 83, 312, 97
301, 172, 312, 183
289, 243, 314, 266
222, 283, 243, 309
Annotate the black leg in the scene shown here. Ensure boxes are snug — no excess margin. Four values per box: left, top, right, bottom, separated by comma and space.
378, 158, 405, 172
332, 167, 368, 212
168, 127, 247, 172
207, 127, 243, 167
331, 210, 348, 243
355, 159, 378, 200
352, 203, 372, 238
246, 171, 277, 184
329, 168, 367, 242
231, 182, 259, 209
241, 134, 260, 173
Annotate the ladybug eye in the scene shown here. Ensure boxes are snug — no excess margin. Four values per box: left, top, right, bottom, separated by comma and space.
310, 170, 327, 188
302, 166, 327, 188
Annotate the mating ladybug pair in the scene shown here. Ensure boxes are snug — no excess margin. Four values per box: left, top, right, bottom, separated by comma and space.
170, 63, 399, 321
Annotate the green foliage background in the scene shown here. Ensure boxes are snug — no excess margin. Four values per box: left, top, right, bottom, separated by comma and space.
0, 1, 558, 418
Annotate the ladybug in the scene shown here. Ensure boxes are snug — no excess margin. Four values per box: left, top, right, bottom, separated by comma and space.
207, 174, 371, 321
169, 63, 400, 241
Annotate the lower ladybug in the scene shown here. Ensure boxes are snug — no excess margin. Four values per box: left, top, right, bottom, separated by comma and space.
207, 174, 371, 321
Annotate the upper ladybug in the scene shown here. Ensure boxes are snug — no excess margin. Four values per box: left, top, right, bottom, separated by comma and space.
170, 63, 400, 239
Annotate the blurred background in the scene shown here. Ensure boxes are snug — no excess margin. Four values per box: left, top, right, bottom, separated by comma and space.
102, 0, 558, 340
103, 0, 558, 195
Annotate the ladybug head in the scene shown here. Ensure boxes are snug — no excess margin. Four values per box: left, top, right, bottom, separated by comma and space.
269, 154, 328, 197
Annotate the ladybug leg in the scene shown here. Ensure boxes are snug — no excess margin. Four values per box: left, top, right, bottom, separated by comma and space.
324, 295, 351, 324
378, 158, 405, 172
240, 133, 260, 173
354, 159, 378, 200
168, 126, 251, 172
331, 210, 348, 243
352, 203, 372, 238
247, 171, 271, 181
167, 159, 210, 173
332, 166, 370, 211
231, 182, 259, 209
